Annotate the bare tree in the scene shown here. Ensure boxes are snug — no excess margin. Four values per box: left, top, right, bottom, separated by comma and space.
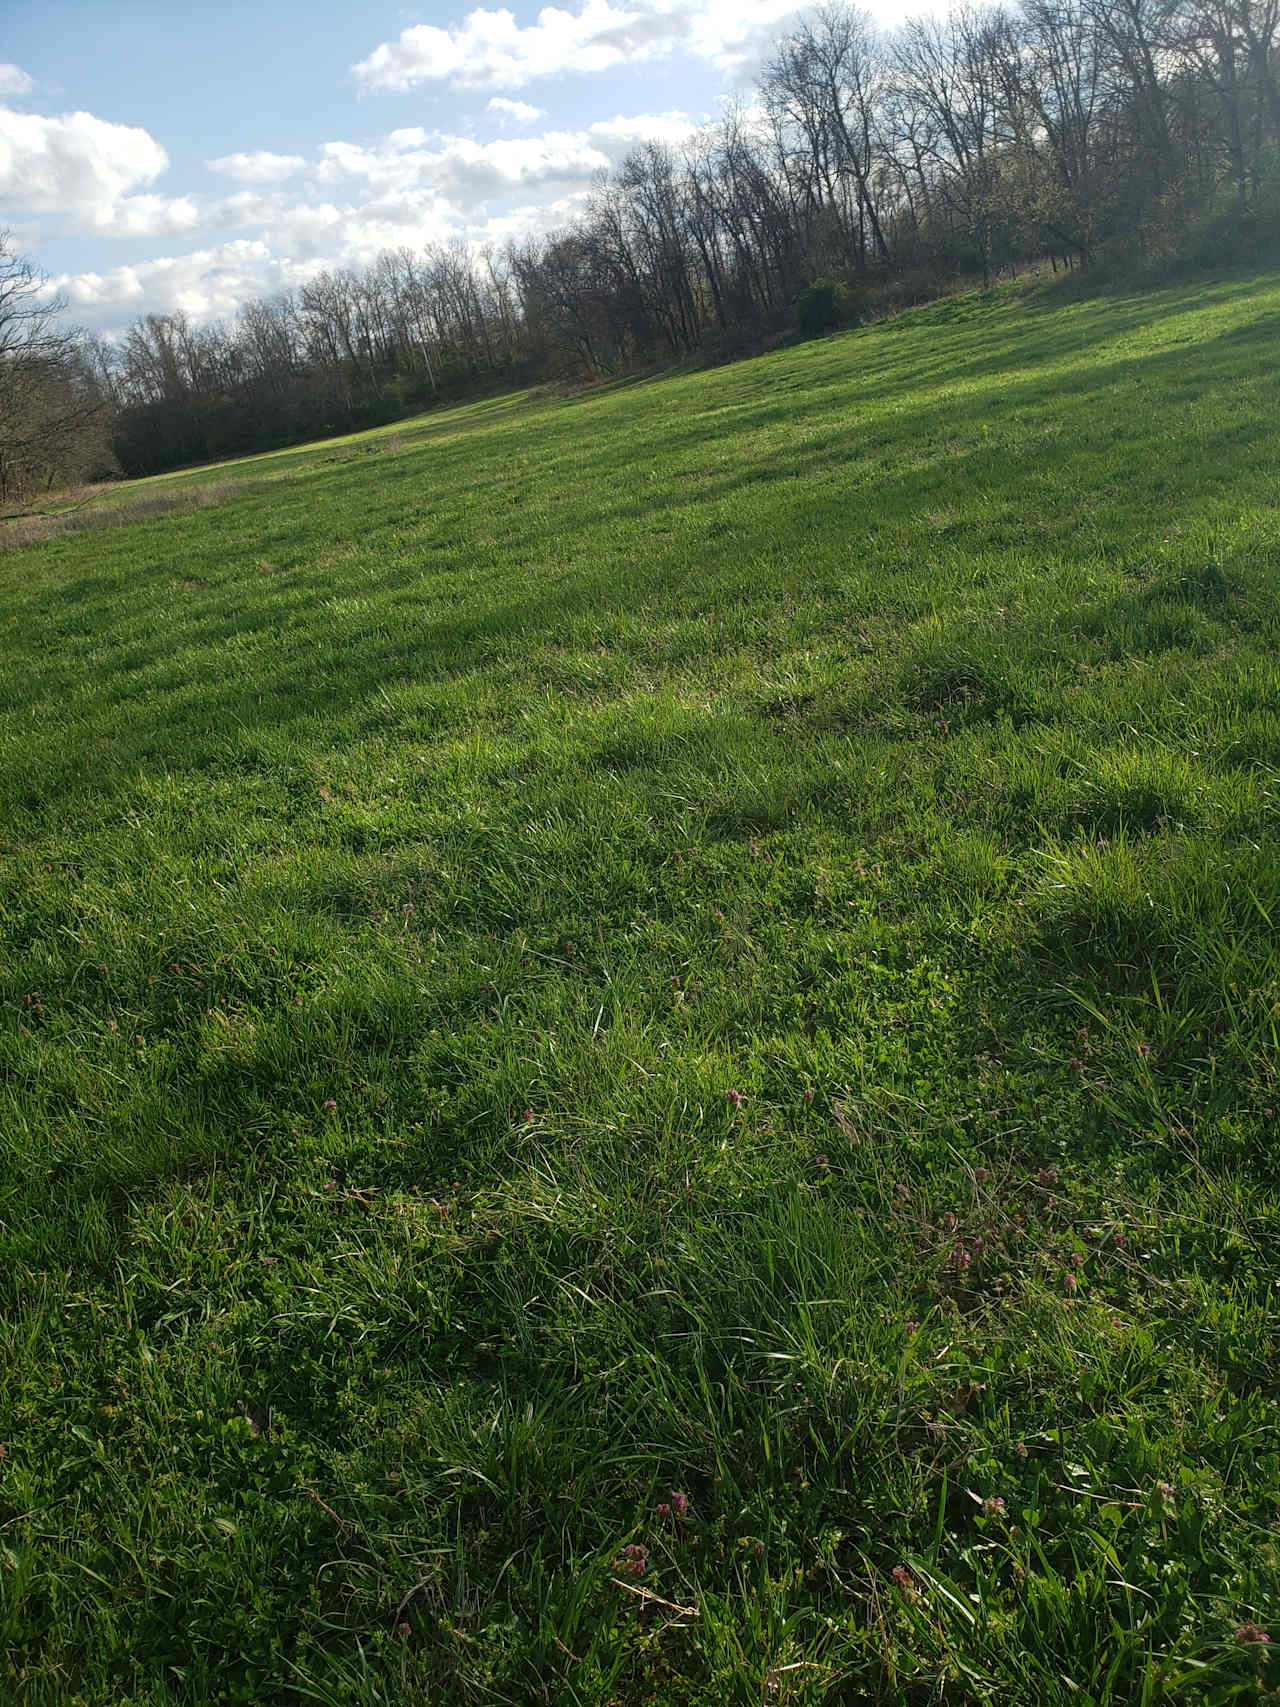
0, 234, 112, 503
893, 7, 1022, 281
764, 6, 894, 270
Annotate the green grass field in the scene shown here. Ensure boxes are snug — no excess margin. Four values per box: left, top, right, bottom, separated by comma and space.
3, 274, 1279, 1705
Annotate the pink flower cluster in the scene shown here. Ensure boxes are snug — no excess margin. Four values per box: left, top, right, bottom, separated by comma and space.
1234, 1622, 1270, 1645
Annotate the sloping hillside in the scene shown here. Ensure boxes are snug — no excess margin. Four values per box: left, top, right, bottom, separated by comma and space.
3, 276, 1279, 1704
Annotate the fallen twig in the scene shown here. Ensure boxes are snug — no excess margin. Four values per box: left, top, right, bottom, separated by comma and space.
304, 1489, 349, 1533
608, 1578, 699, 1618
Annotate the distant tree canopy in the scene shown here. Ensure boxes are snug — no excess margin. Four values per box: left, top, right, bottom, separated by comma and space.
24, 0, 1280, 481
0, 235, 114, 503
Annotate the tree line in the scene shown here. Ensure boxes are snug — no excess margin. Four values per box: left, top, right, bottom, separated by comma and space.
6, 0, 1280, 491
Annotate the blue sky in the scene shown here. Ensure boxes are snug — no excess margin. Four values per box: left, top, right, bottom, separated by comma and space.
1, 0, 909, 332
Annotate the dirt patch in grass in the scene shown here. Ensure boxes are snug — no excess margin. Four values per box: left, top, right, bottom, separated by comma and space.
0, 478, 280, 550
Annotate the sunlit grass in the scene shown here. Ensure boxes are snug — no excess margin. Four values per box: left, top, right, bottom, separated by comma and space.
2, 273, 1279, 1704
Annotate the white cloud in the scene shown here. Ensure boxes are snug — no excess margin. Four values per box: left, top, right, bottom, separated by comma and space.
0, 104, 169, 220
318, 129, 609, 198
104, 193, 204, 238
315, 111, 696, 201
351, 0, 800, 92
0, 103, 305, 239
218, 189, 290, 224
488, 96, 545, 122
0, 64, 34, 97
54, 238, 279, 318
588, 111, 698, 146
352, 2, 661, 92
208, 149, 307, 184
268, 195, 461, 266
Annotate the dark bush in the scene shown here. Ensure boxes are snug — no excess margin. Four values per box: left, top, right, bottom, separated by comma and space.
795, 279, 854, 338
